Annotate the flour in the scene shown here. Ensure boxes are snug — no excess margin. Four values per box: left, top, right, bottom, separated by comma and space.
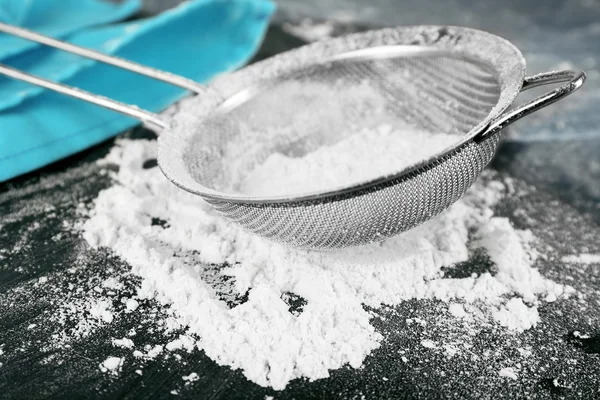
237, 124, 458, 196
492, 298, 539, 331
182, 372, 199, 384
102, 277, 124, 290
78, 137, 572, 390
112, 338, 135, 349
562, 253, 600, 264
498, 367, 518, 380
133, 345, 164, 360
125, 299, 139, 312
89, 300, 114, 324
100, 357, 123, 375
448, 303, 467, 319
166, 335, 195, 352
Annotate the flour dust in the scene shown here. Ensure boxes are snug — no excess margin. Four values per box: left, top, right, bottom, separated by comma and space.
75, 138, 573, 390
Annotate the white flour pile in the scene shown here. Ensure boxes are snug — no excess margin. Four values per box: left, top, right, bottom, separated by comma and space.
237, 124, 457, 196
81, 138, 571, 390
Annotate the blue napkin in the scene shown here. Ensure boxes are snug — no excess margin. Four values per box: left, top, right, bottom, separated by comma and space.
0, 0, 274, 182
0, 0, 141, 59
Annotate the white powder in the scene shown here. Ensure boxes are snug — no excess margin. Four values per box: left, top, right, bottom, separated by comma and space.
498, 367, 518, 380
443, 344, 459, 358
573, 330, 591, 339
182, 372, 199, 384
81, 138, 570, 390
492, 298, 539, 331
125, 298, 139, 312
145, 345, 164, 360
132, 350, 144, 358
282, 19, 337, 42
100, 356, 123, 375
517, 347, 532, 358
102, 277, 124, 290
89, 300, 114, 324
562, 253, 600, 264
112, 338, 135, 349
448, 303, 467, 319
166, 335, 196, 352
237, 124, 457, 196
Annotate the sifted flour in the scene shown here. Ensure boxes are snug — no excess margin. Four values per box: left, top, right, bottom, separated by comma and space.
237, 124, 458, 196
80, 137, 572, 390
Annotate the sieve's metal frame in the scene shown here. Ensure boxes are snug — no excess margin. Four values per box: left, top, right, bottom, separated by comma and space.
0, 24, 586, 249
158, 27, 585, 205
157, 26, 585, 248
191, 54, 585, 203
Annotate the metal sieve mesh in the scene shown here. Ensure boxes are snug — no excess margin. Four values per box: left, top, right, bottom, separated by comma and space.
180, 47, 502, 249
204, 136, 500, 249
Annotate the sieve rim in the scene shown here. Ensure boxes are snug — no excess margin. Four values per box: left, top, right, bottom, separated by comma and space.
158, 25, 526, 204
164, 136, 486, 206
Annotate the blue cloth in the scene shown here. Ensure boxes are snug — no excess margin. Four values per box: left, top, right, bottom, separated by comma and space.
0, 0, 142, 59
0, 0, 274, 181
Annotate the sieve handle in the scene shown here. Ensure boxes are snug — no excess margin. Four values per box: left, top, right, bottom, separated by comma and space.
475, 69, 586, 142
0, 63, 168, 131
0, 22, 207, 94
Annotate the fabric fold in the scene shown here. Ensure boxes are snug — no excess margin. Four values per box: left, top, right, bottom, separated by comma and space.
0, 0, 142, 60
0, 0, 275, 182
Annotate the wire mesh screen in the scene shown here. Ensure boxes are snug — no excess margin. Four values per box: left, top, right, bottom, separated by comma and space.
181, 48, 503, 248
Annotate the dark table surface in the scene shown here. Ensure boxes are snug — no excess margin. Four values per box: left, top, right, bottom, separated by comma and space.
2, 2, 600, 399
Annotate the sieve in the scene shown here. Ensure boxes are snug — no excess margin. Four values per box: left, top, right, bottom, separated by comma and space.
0, 24, 585, 249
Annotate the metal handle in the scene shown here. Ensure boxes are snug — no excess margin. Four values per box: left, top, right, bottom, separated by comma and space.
475, 69, 586, 141
0, 63, 168, 131
0, 22, 206, 94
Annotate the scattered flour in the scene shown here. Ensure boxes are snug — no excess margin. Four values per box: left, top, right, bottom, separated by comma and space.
166, 335, 196, 352
89, 300, 114, 324
282, 19, 337, 42
112, 338, 135, 349
572, 330, 591, 339
102, 277, 124, 290
443, 344, 459, 358
492, 298, 539, 331
420, 340, 437, 349
132, 350, 144, 358
237, 124, 458, 196
562, 253, 600, 264
517, 347, 532, 358
132, 345, 165, 360
448, 303, 467, 319
182, 372, 199, 384
498, 366, 518, 380
80, 138, 571, 390
100, 356, 123, 375
125, 298, 139, 312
